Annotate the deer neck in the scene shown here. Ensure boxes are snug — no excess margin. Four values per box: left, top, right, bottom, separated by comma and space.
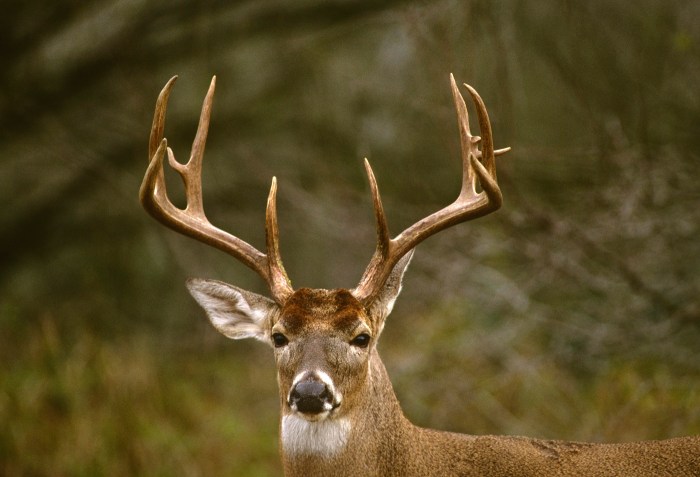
280, 349, 413, 476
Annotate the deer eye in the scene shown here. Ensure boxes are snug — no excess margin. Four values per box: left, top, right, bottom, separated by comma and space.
350, 333, 371, 348
272, 332, 289, 348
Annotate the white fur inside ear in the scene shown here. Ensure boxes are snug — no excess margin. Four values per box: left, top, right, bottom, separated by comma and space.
281, 414, 351, 456
186, 279, 275, 342
382, 287, 400, 317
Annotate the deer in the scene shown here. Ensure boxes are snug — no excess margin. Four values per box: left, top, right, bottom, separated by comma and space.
140, 74, 700, 477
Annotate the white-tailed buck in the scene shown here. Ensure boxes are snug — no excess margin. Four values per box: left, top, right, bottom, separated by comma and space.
140, 75, 700, 476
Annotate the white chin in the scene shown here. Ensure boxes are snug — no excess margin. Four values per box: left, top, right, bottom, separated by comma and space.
281, 414, 352, 456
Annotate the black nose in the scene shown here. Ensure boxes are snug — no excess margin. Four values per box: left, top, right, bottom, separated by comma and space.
289, 379, 333, 414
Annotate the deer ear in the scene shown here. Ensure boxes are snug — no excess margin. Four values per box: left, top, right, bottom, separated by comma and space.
366, 250, 414, 326
186, 278, 279, 344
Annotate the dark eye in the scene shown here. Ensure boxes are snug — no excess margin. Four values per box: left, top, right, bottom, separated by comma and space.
350, 333, 371, 348
272, 332, 289, 348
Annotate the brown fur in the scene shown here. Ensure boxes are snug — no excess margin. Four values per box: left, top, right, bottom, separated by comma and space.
281, 288, 366, 334
283, 349, 700, 477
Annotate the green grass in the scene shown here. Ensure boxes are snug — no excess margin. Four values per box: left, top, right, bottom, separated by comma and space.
2, 317, 281, 477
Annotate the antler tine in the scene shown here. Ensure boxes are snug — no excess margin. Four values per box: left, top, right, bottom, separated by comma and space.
450, 73, 477, 198
141, 76, 178, 212
352, 75, 509, 304
169, 75, 217, 217
463, 83, 503, 207
140, 77, 293, 304
148, 76, 177, 161
364, 159, 391, 256
354, 159, 393, 292
266, 177, 293, 303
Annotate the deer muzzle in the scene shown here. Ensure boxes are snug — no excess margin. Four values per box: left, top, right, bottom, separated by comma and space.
288, 371, 341, 416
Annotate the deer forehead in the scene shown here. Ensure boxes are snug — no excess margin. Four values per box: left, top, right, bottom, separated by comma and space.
277, 288, 369, 334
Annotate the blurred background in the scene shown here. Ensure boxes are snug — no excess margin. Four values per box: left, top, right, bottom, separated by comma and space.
2, 0, 699, 475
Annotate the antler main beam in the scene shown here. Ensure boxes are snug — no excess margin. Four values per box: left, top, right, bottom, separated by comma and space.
140, 74, 506, 307
351, 74, 510, 304
139, 76, 293, 304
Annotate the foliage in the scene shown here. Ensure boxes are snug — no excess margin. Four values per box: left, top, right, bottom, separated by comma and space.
2, 314, 279, 476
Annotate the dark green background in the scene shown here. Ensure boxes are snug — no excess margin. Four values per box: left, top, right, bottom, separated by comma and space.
2, 1, 699, 475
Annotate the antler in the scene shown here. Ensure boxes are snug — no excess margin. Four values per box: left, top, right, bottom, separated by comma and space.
352, 74, 510, 304
139, 76, 293, 304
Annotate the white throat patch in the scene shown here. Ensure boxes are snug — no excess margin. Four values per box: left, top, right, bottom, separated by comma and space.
281, 414, 351, 456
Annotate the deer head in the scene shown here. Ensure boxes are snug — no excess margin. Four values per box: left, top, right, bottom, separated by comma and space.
140, 74, 509, 458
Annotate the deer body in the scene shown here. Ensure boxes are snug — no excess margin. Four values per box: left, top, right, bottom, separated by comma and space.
280, 346, 699, 477
141, 75, 700, 476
